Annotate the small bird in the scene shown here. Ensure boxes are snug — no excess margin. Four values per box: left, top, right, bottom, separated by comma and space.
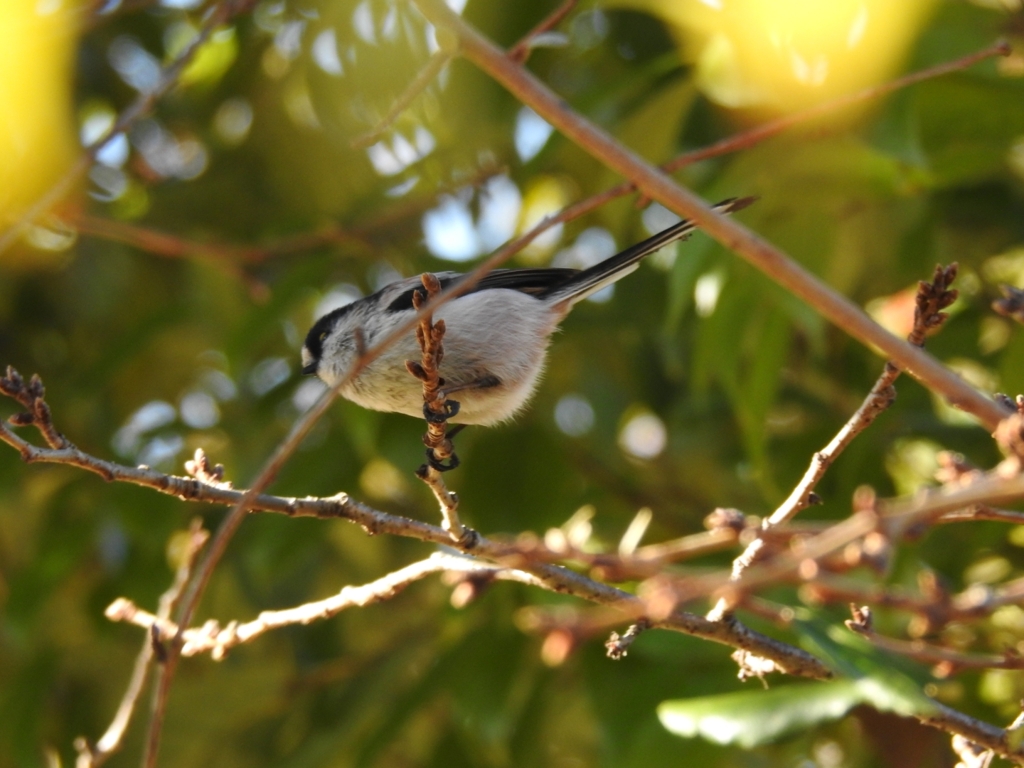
302, 197, 753, 425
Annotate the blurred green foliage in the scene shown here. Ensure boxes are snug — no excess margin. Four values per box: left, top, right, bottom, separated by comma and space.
2, 1, 1024, 767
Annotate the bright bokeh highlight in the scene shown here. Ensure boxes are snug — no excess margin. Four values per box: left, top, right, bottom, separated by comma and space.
0, 0, 80, 250
614, 0, 936, 115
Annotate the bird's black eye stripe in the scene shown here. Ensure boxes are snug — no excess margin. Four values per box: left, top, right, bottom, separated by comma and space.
304, 303, 358, 360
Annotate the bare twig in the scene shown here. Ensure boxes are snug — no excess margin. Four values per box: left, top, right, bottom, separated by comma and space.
0, 373, 831, 680
605, 619, 650, 659
351, 51, 453, 149
74, 520, 208, 768
804, 571, 1024, 634
68, 211, 365, 264
588, 528, 740, 581
412, 0, 1009, 429
107, 553, 543, 659
657, 42, 1010, 177
778, 264, 958, 527
708, 265, 960, 621
0, 366, 69, 450
468, 41, 1014, 276
9, 370, 1024, 692
541, 510, 745, 581
939, 505, 1024, 525
507, 0, 577, 63
846, 604, 1024, 675
70, 162, 507, 268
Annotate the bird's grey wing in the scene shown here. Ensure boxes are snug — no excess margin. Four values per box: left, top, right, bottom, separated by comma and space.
384, 268, 580, 312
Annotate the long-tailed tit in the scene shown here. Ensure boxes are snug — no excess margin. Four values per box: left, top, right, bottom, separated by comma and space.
302, 197, 753, 425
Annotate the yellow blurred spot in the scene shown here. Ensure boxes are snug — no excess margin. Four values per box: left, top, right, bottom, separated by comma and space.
169, 24, 238, 88
964, 555, 1012, 585
1009, 136, 1024, 180
983, 246, 1024, 286
992, 605, 1024, 631
517, 175, 574, 263
0, 0, 81, 255
612, 0, 936, 116
979, 316, 1011, 355
979, 668, 1021, 706
359, 457, 409, 502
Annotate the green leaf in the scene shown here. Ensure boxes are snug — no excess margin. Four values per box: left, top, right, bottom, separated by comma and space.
792, 614, 937, 719
659, 611, 942, 748
658, 680, 864, 748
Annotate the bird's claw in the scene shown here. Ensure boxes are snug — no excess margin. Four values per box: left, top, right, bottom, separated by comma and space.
423, 449, 460, 473
423, 399, 460, 424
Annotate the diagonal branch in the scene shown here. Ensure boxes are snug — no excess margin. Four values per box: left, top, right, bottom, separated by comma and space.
483, 41, 1012, 269
710, 265, 961, 616
846, 604, 1024, 676
0, 370, 830, 680
411, 0, 1010, 431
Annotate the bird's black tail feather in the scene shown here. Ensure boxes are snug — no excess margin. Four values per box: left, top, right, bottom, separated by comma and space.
541, 196, 756, 307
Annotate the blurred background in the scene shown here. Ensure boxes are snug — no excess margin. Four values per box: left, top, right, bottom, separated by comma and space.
2, 0, 1024, 766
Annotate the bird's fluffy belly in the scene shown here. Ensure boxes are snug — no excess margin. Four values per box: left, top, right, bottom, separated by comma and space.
344, 291, 556, 425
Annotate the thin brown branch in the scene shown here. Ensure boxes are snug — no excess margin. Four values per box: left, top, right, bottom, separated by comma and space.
67, 211, 365, 265
658, 41, 1011, 176
0, 367, 69, 449
804, 572, 1024, 633
453, 41, 1012, 272
542, 522, 741, 582
413, 0, 1009, 429
75, 519, 202, 768
776, 263, 959, 526
646, 465, 1024, 633
846, 604, 1024, 675
69, 162, 504, 268
9, 371, 1024, 691
709, 265, 960, 620
0, 377, 831, 681
0, 0, 252, 258
592, 528, 740, 580
507, 0, 577, 64
351, 51, 453, 150
938, 505, 1024, 525
107, 553, 542, 659
75, 520, 207, 768
604, 618, 650, 659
